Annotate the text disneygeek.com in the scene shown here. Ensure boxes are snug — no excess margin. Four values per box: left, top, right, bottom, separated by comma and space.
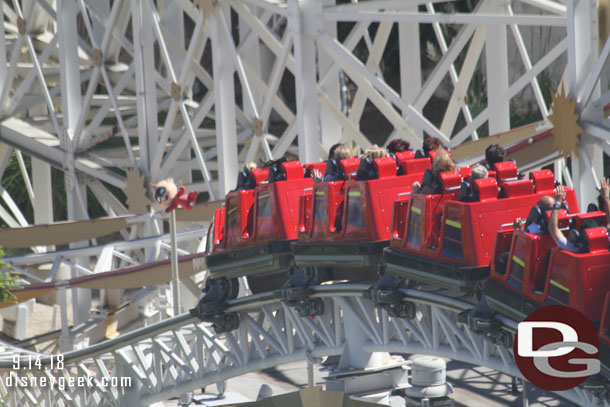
4, 374, 132, 389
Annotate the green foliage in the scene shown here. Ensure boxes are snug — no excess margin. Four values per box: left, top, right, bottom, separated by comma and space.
0, 153, 117, 228
0, 246, 21, 304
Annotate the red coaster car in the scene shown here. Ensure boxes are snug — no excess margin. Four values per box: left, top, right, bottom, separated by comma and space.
205, 161, 315, 292
484, 210, 610, 324
384, 163, 579, 292
291, 153, 431, 283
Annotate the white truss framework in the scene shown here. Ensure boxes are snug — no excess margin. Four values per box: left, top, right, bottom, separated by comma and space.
3, 0, 610, 406
1, 0, 609, 226
0, 285, 603, 407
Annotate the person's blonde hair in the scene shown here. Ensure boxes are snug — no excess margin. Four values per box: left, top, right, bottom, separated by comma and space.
244, 162, 258, 172
333, 144, 352, 161
361, 144, 389, 161
432, 149, 456, 174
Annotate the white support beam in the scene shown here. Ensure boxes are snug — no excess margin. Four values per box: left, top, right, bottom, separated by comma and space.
426, 3, 479, 142
324, 0, 449, 13
57, 0, 82, 136
323, 11, 567, 26
568, 0, 602, 207
399, 3, 422, 141
211, 5, 238, 196
289, 0, 322, 163
508, 7, 549, 118
485, 1, 511, 135
32, 158, 54, 227
319, 0, 343, 152
440, 25, 486, 137
241, 0, 288, 16
349, 22, 393, 128
0, 4, 6, 99
318, 33, 445, 144
520, 0, 567, 15
132, 0, 158, 174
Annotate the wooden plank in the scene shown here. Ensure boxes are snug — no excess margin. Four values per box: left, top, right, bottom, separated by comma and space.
70, 253, 205, 290
175, 199, 222, 222
0, 216, 130, 248
450, 121, 546, 162
0, 286, 54, 309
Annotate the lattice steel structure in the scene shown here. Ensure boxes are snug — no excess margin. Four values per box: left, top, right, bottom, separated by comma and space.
2, 0, 609, 225
3, 0, 610, 406
0, 286, 605, 406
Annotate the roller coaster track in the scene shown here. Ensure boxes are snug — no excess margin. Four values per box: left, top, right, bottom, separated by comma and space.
0, 284, 604, 407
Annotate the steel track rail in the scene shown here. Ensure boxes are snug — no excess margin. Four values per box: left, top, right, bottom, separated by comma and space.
0, 284, 519, 367
0, 284, 595, 407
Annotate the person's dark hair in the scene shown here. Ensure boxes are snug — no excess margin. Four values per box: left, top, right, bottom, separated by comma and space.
485, 144, 506, 168
598, 194, 606, 213
260, 153, 298, 182
422, 137, 442, 156
259, 153, 297, 169
387, 139, 410, 154
328, 143, 341, 159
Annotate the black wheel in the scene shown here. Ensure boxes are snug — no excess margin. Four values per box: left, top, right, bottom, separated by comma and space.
474, 280, 485, 303
377, 258, 387, 278
227, 277, 239, 299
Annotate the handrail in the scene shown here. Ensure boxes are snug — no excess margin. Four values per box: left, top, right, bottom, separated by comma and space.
302, 187, 313, 195
396, 192, 411, 199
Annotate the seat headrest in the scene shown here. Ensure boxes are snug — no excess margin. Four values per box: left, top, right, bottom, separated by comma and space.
428, 149, 451, 162
281, 161, 304, 180
530, 169, 555, 193
544, 208, 570, 229
403, 158, 431, 175
395, 150, 415, 161
340, 158, 360, 176
585, 227, 609, 253
573, 211, 606, 231
501, 179, 534, 197
474, 177, 498, 201
251, 169, 269, 185
305, 162, 327, 174
439, 170, 462, 191
374, 157, 397, 179
495, 161, 519, 182
459, 167, 472, 179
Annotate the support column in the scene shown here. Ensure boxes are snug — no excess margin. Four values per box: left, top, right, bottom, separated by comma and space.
88, 0, 109, 46
0, 4, 6, 97
32, 158, 54, 251
319, 0, 342, 152
160, 0, 185, 71
399, 3, 422, 140
32, 159, 53, 225
57, 0, 82, 137
211, 4, 238, 197
568, 0, 602, 207
132, 0, 159, 175
288, 0, 322, 163
161, 0, 193, 187
485, 0, 511, 135
58, 0, 91, 330
240, 5, 264, 117
107, 1, 131, 63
